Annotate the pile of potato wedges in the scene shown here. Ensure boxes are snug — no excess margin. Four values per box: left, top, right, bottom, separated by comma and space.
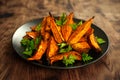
22, 12, 101, 65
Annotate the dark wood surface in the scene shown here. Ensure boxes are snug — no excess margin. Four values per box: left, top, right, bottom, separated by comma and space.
0, 0, 120, 80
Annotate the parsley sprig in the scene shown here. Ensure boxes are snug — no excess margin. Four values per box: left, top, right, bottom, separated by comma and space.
96, 36, 106, 44
56, 13, 67, 26
21, 37, 41, 56
35, 23, 42, 32
70, 20, 82, 30
82, 53, 93, 62
62, 54, 76, 66
58, 42, 72, 53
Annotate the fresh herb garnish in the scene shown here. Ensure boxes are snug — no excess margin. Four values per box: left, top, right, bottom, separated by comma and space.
70, 20, 82, 30
82, 53, 93, 62
34, 36, 42, 48
96, 36, 106, 44
35, 23, 41, 31
21, 38, 35, 56
56, 13, 67, 26
21, 36, 41, 56
58, 42, 67, 48
77, 20, 82, 26
62, 54, 76, 66
21, 38, 30, 47
58, 43, 72, 53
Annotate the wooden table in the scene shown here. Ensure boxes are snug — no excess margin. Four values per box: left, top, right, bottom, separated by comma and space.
0, 0, 120, 80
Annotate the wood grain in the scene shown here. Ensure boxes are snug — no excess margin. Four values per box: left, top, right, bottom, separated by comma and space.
0, 0, 120, 80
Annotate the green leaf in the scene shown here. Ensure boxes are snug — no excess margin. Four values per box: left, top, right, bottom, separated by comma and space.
56, 20, 62, 26
58, 42, 67, 49
30, 39, 35, 50
23, 48, 33, 56
55, 13, 67, 26
62, 54, 76, 66
58, 43, 72, 53
70, 20, 82, 30
96, 36, 106, 44
35, 36, 42, 48
70, 23, 77, 30
66, 45, 72, 52
21, 38, 35, 56
59, 48, 67, 53
77, 20, 82, 26
61, 13, 66, 24
35, 23, 41, 31
82, 53, 93, 62
20, 38, 30, 47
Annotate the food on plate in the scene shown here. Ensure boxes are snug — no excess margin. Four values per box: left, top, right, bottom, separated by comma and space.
46, 36, 58, 59
68, 16, 94, 44
20, 12, 105, 66
89, 33, 101, 52
61, 12, 73, 41
27, 40, 48, 60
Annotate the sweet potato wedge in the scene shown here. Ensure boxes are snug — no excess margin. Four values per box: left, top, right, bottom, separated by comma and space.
27, 40, 48, 60
72, 42, 91, 53
30, 26, 36, 31
56, 26, 65, 41
49, 51, 81, 64
61, 12, 73, 41
26, 32, 39, 39
78, 37, 87, 42
89, 33, 101, 52
40, 17, 47, 36
68, 16, 94, 44
46, 36, 58, 59
50, 18, 63, 43
43, 32, 51, 41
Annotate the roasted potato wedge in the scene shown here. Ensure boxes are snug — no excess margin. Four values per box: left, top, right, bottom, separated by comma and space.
26, 32, 39, 39
61, 12, 74, 41
68, 16, 94, 44
89, 33, 101, 52
27, 40, 48, 60
46, 36, 58, 59
72, 42, 90, 53
50, 18, 63, 43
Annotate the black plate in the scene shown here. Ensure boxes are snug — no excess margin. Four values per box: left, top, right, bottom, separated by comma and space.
12, 18, 109, 69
